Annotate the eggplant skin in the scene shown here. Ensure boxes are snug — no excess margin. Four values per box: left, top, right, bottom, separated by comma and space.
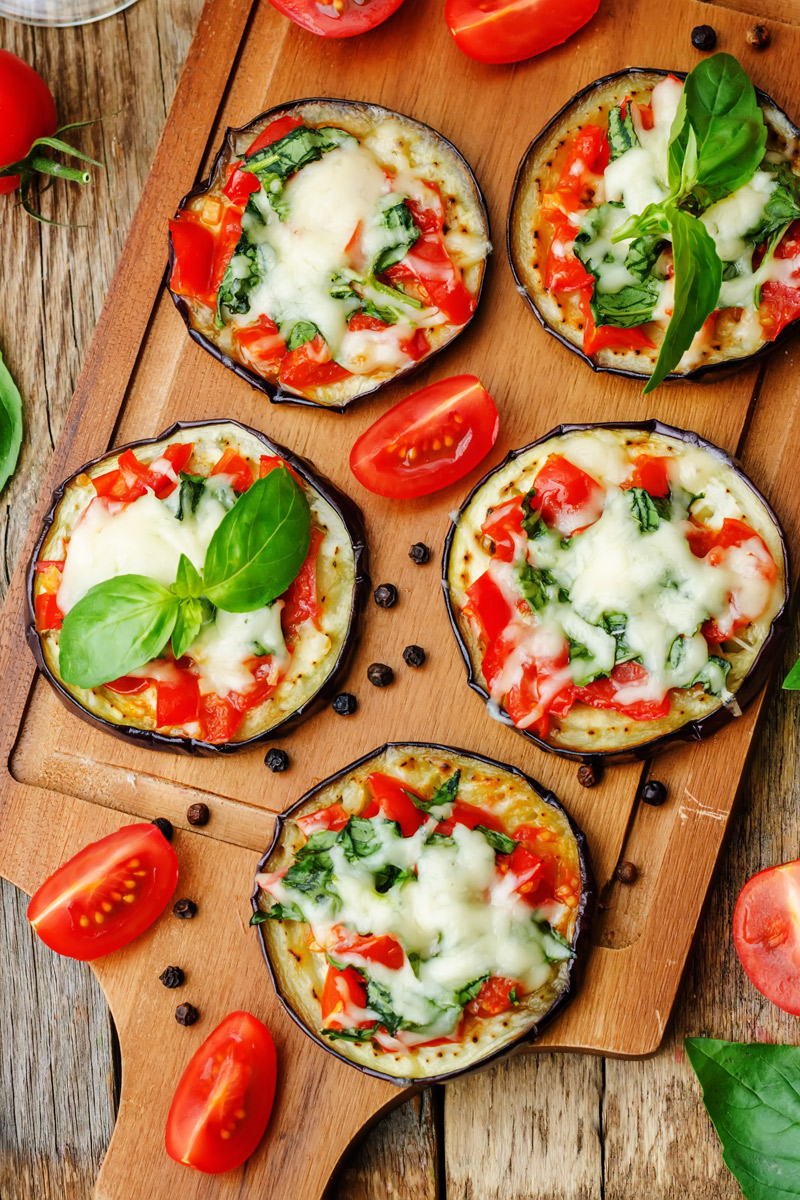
443, 420, 790, 764
253, 742, 594, 1086
168, 98, 490, 412
26, 419, 369, 757
508, 68, 800, 384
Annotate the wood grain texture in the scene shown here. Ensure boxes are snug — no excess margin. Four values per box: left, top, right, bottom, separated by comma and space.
2, 0, 800, 1197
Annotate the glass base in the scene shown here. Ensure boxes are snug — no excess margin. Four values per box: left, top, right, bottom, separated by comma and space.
0, 0, 138, 26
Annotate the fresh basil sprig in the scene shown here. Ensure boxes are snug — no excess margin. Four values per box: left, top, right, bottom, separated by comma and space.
686, 1038, 800, 1200
58, 466, 310, 689
0, 350, 23, 495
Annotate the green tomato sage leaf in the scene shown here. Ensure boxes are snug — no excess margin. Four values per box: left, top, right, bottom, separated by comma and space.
59, 575, 180, 688
0, 350, 23, 495
202, 466, 311, 613
686, 1037, 800, 1200
644, 207, 722, 393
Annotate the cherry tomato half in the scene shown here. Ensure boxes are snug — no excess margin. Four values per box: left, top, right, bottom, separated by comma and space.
27, 823, 179, 961
0, 49, 57, 194
733, 860, 800, 1016
445, 0, 601, 65
267, 0, 406, 37
349, 375, 499, 499
165, 1011, 277, 1175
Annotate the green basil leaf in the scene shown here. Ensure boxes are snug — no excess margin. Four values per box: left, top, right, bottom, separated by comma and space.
747, 164, 800, 246
171, 553, 204, 600
629, 487, 663, 532
693, 654, 732, 696
337, 816, 385, 861
171, 597, 205, 660
455, 973, 489, 1008
59, 575, 179, 688
203, 467, 311, 613
364, 976, 405, 1036
321, 1027, 375, 1043
783, 656, 800, 689
175, 472, 206, 521
0, 349, 23, 495
286, 321, 319, 352
668, 53, 767, 207
405, 770, 461, 815
521, 489, 547, 539
374, 863, 414, 893
518, 563, 556, 611
644, 206, 722, 393
373, 196, 421, 274
251, 900, 305, 924
475, 826, 516, 855
686, 1037, 800, 1200
612, 201, 671, 245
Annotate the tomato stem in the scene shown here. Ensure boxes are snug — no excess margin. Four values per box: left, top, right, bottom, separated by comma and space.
1, 119, 103, 224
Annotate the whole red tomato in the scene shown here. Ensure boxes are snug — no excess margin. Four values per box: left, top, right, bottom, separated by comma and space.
0, 49, 57, 195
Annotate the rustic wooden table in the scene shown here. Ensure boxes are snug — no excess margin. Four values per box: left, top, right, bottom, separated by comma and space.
1, 1, 799, 1196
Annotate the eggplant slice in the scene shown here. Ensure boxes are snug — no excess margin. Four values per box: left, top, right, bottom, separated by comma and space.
508, 68, 800, 384
444, 421, 789, 763
27, 420, 368, 755
253, 742, 593, 1085
168, 98, 490, 412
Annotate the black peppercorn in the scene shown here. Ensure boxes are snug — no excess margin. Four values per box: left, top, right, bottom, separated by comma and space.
746, 23, 770, 48
402, 645, 426, 668
173, 898, 198, 920
615, 861, 639, 885
159, 966, 185, 989
186, 802, 210, 827
640, 779, 668, 807
691, 24, 716, 50
374, 583, 398, 609
409, 542, 431, 565
175, 1003, 199, 1026
265, 748, 290, 773
151, 817, 173, 841
577, 762, 602, 788
332, 692, 358, 716
367, 663, 394, 687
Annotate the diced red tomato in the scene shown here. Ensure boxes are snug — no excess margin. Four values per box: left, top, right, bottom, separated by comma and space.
467, 976, 522, 1017
157, 673, 201, 728
234, 315, 286, 372
363, 773, 427, 838
329, 928, 405, 970
760, 280, 800, 341
544, 213, 593, 292
281, 527, 324, 643
296, 804, 350, 836
405, 184, 445, 234
575, 661, 671, 721
687, 518, 778, 641
279, 334, 351, 390
463, 571, 518, 645
169, 214, 216, 306
531, 454, 605, 535
105, 675, 150, 695
35, 559, 65, 573
436, 801, 505, 836
556, 126, 609, 205
210, 448, 255, 492
92, 442, 193, 503
385, 230, 474, 325
579, 288, 656, 356
480, 497, 524, 562
349, 311, 389, 332
229, 659, 281, 713
223, 162, 262, 207
622, 454, 671, 497
34, 592, 63, 631
246, 113, 304, 156
258, 454, 301, 484
320, 964, 371, 1030
199, 694, 244, 744
399, 327, 429, 360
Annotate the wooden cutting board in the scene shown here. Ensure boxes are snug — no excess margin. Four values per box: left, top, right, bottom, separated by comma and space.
2, 0, 800, 1195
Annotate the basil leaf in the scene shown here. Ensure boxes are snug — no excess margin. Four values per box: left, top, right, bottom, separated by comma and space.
608, 102, 638, 159
686, 1038, 800, 1200
575, 204, 663, 328
519, 563, 556, 611
171, 597, 205, 660
365, 976, 405, 1036
283, 850, 335, 906
668, 635, 686, 670
668, 53, 767, 207
175, 472, 206, 521
0, 350, 23, 495
373, 196, 421, 274
693, 654, 731, 696
644, 207, 722, 393
612, 201, 671, 244
475, 826, 516, 855
172, 553, 204, 599
245, 125, 354, 220
747, 164, 800, 246
628, 487, 671, 531
250, 901, 304, 924
783, 656, 800, 689
538, 921, 577, 961
455, 974, 489, 1008
321, 1027, 375, 1043
286, 321, 319, 352
59, 575, 180, 688
374, 863, 414, 893
521, 489, 547, 539
203, 467, 311, 613
424, 832, 455, 847
215, 233, 264, 325
337, 816, 385, 860
404, 770, 461, 815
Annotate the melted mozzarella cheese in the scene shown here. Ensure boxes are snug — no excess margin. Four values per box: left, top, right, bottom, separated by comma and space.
190, 605, 288, 695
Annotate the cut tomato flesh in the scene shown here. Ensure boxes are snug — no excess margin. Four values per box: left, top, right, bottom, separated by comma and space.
321, 964, 371, 1029
622, 454, 671, 496
531, 454, 605, 535
234, 315, 286, 370
34, 592, 63, 631
210, 447, 255, 492
733, 860, 800, 1016
575, 661, 671, 721
296, 804, 350, 836
480, 497, 524, 562
169, 215, 217, 306
279, 334, 351, 389
281, 526, 324, 644
157, 674, 201, 728
385, 230, 474, 325
364, 773, 427, 837
467, 975, 523, 1017
436, 801, 505, 836
329, 929, 405, 970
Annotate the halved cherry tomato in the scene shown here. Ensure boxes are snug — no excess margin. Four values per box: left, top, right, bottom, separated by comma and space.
733, 860, 800, 1016
385, 231, 475, 325
445, 0, 600, 65
279, 334, 351, 390
349, 375, 499, 499
165, 1011, 277, 1175
296, 803, 350, 836
480, 497, 525, 562
281, 527, 324, 642
321, 964, 371, 1029
622, 454, 671, 497
330, 928, 405, 970
575, 661, 671, 722
531, 454, 605, 535
34, 592, 63, 631
210, 448, 255, 492
467, 976, 522, 1016
266, 0, 406, 38
363, 773, 427, 838
27, 823, 179, 961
